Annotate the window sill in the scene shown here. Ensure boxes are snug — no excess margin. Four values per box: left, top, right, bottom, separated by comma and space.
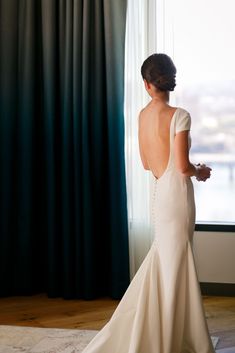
195, 223, 235, 232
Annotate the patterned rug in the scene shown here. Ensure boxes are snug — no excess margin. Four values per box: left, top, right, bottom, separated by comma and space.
0, 325, 227, 352
217, 348, 235, 353
0, 326, 98, 353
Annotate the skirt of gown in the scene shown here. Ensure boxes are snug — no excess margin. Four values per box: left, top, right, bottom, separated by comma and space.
82, 169, 215, 353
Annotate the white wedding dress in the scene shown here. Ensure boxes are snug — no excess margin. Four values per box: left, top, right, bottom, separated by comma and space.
82, 108, 215, 353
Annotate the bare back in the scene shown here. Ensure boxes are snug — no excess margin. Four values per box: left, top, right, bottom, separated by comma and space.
138, 101, 178, 179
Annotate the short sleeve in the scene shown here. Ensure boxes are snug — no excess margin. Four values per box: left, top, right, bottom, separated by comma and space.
175, 109, 191, 133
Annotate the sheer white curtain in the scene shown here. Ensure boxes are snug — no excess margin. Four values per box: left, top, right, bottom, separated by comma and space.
124, 0, 175, 279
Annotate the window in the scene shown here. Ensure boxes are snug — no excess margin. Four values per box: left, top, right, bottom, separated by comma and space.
125, 0, 235, 270
162, 0, 235, 224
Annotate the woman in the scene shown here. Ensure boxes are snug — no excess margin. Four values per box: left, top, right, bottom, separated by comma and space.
82, 53, 215, 353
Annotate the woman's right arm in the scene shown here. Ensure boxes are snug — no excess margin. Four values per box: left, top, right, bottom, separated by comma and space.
174, 130, 211, 181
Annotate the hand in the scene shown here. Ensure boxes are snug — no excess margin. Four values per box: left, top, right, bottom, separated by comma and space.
195, 163, 212, 182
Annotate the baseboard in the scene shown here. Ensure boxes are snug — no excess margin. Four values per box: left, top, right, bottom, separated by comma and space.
200, 282, 235, 296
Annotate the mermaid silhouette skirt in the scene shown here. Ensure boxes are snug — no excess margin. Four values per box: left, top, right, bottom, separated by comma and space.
82, 108, 215, 353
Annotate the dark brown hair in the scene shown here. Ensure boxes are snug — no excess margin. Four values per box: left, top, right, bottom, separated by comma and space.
141, 53, 176, 92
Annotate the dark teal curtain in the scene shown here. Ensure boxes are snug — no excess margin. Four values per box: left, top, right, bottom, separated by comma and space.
0, 0, 129, 299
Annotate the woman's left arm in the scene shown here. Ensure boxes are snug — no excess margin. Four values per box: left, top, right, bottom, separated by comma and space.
174, 130, 211, 180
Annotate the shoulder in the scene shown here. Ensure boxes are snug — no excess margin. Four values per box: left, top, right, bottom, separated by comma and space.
139, 107, 145, 117
138, 104, 149, 125
176, 107, 191, 119
175, 107, 191, 133
138, 109, 144, 127
139, 100, 153, 117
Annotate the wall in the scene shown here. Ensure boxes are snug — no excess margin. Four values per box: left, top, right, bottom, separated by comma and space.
193, 231, 235, 283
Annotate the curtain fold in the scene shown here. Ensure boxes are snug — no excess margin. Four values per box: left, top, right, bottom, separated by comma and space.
0, 0, 129, 300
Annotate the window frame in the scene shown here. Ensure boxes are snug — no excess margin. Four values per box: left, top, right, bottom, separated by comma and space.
195, 223, 235, 232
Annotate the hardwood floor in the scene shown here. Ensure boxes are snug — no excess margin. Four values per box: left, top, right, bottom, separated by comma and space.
203, 296, 235, 349
0, 294, 234, 349
0, 294, 117, 330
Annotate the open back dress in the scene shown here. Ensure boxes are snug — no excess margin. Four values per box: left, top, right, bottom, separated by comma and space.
82, 107, 215, 353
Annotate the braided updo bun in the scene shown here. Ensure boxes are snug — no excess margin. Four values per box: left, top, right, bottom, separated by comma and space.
141, 53, 176, 92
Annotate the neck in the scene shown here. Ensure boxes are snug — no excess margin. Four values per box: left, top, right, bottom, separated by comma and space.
151, 91, 169, 103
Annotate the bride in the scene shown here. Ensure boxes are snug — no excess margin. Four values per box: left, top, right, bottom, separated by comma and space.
82, 53, 215, 353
